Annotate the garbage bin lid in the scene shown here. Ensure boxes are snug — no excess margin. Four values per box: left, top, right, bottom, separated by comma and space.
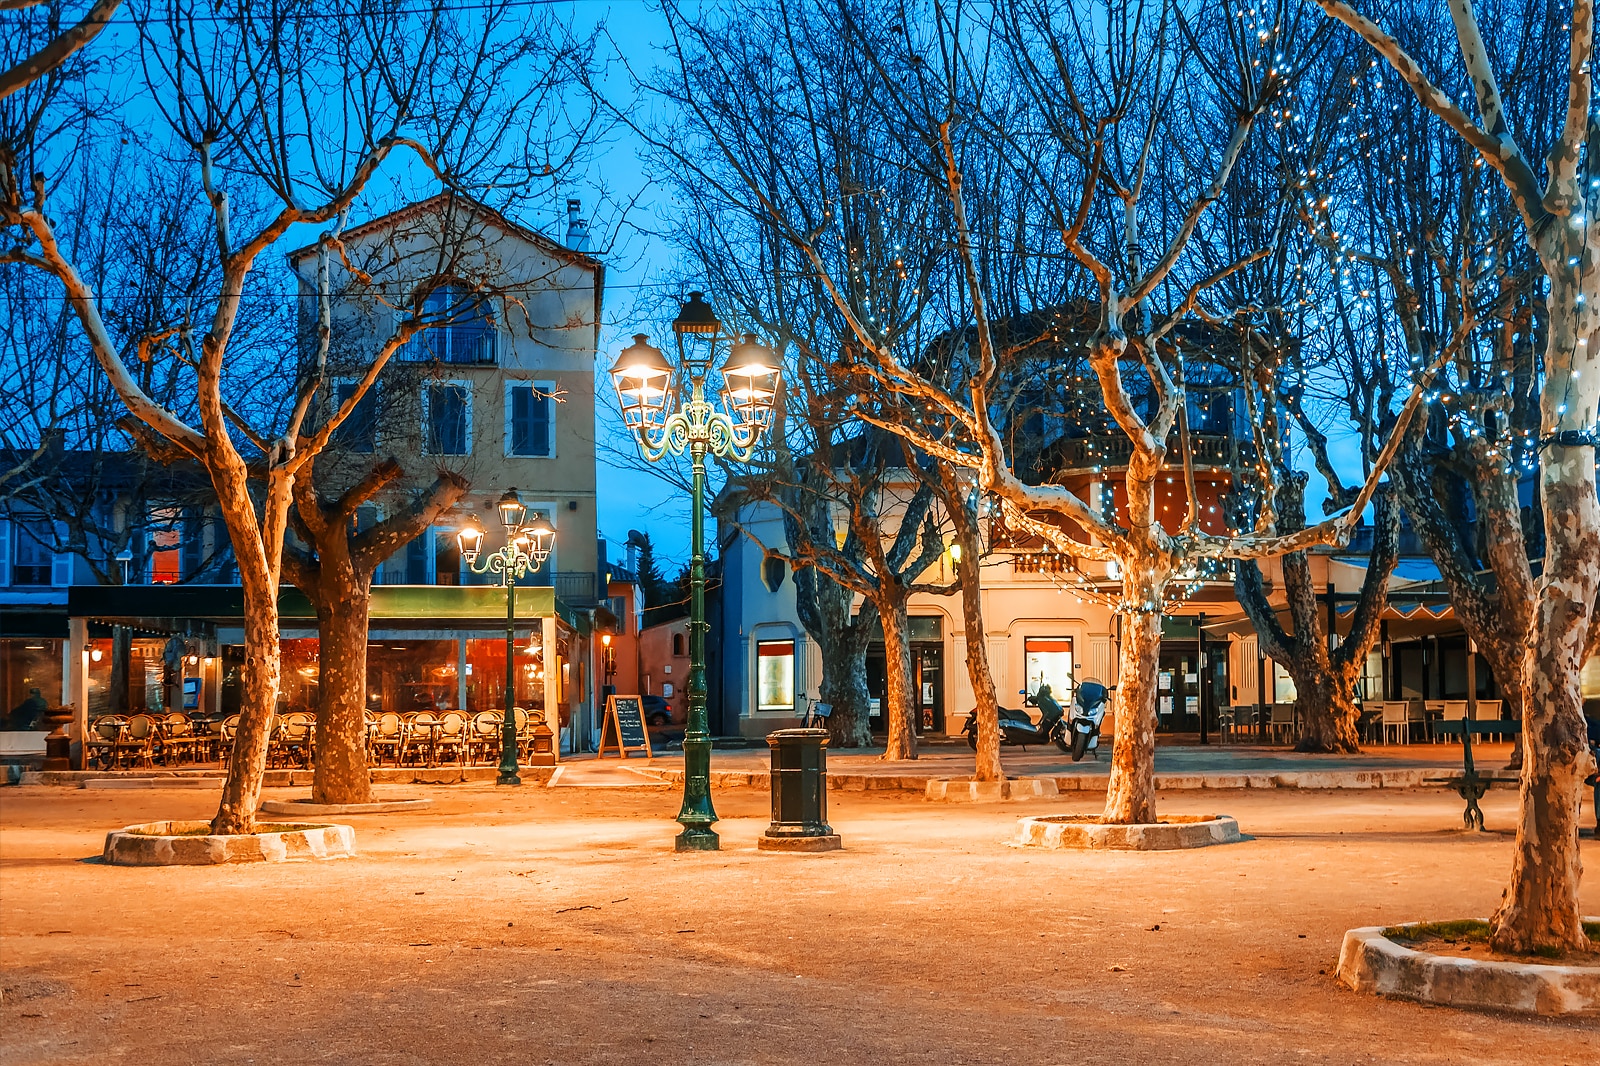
765, 728, 830, 741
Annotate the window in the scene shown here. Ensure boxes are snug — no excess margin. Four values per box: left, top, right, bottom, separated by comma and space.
147, 507, 182, 584
1024, 637, 1074, 700
10, 519, 53, 586
505, 381, 554, 457
332, 380, 378, 453
181, 509, 204, 578
662, 682, 674, 698
672, 633, 685, 657
405, 531, 432, 584
434, 527, 461, 586
425, 382, 471, 455
761, 556, 786, 592
757, 639, 796, 711
398, 285, 498, 365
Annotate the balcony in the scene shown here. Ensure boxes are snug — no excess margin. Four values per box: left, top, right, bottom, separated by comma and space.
397, 324, 499, 366
551, 571, 599, 606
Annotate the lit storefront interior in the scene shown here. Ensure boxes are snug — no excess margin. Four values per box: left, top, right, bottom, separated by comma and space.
47, 584, 592, 765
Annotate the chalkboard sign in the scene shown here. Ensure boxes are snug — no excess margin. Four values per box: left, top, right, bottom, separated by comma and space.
599, 694, 652, 759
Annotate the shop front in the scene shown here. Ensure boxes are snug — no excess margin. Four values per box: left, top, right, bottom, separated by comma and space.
54, 584, 593, 767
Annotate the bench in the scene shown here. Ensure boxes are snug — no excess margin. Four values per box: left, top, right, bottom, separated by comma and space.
1430, 718, 1506, 831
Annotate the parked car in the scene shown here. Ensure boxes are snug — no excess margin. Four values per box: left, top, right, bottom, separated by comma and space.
641, 695, 673, 727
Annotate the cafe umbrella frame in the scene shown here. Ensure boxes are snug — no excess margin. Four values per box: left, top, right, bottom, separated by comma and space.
457, 491, 555, 785
610, 292, 781, 850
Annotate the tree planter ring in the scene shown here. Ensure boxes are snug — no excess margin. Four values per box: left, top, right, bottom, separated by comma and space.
259, 798, 433, 816
1338, 921, 1600, 1016
101, 820, 356, 866
1015, 813, 1242, 850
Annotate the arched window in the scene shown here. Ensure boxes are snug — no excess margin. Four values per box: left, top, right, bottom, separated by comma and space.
672, 632, 685, 657
761, 556, 786, 592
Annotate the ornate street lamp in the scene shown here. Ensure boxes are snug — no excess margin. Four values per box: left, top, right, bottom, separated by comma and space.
610, 292, 781, 851
457, 489, 555, 786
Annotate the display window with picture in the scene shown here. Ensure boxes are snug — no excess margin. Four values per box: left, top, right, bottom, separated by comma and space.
756, 639, 795, 711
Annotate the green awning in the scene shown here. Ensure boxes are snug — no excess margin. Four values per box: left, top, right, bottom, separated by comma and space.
68, 583, 579, 630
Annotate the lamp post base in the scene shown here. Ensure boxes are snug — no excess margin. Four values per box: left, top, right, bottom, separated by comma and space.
674, 827, 720, 852
497, 771, 522, 786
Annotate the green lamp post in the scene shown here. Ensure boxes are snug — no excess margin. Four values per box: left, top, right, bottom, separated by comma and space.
611, 292, 781, 850
457, 489, 556, 786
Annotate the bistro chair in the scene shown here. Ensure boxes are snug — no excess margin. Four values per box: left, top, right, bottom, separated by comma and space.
86, 716, 126, 770
1406, 700, 1428, 742
275, 712, 315, 769
1477, 700, 1508, 741
1379, 702, 1409, 745
160, 711, 199, 765
403, 712, 440, 766
1216, 705, 1235, 745
434, 711, 468, 765
1433, 701, 1469, 743
372, 712, 406, 766
218, 714, 242, 763
1267, 703, 1296, 744
120, 714, 161, 769
468, 711, 502, 764
512, 707, 533, 760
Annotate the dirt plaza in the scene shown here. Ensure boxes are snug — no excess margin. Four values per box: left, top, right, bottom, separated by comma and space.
1, 778, 1596, 1065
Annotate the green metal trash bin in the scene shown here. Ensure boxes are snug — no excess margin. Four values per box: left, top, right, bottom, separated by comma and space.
761, 728, 841, 852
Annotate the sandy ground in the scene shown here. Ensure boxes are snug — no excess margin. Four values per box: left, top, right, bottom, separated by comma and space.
1, 781, 1595, 1065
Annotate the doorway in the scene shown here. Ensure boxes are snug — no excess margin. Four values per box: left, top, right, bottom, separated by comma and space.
1156, 644, 1201, 733
864, 615, 945, 735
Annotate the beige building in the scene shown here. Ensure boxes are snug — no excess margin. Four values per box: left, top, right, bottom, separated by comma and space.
287, 193, 604, 603
713, 457, 1494, 742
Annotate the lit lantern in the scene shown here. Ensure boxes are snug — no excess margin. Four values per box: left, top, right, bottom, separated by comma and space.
521, 511, 556, 567
456, 515, 486, 563
722, 332, 781, 432
609, 333, 675, 433
497, 488, 527, 530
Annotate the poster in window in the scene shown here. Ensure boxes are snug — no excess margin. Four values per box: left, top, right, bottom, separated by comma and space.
1158, 672, 1172, 691
1159, 695, 1173, 715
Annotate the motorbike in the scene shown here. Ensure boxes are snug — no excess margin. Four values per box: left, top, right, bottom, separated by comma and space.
964, 683, 1071, 752
1066, 679, 1111, 762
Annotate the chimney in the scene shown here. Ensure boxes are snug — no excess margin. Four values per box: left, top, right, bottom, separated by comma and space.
565, 197, 591, 253
626, 529, 646, 575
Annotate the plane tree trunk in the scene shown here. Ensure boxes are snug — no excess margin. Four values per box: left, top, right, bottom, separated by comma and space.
874, 587, 918, 761
792, 560, 874, 748
941, 466, 1002, 782
284, 460, 468, 806
1234, 482, 1399, 754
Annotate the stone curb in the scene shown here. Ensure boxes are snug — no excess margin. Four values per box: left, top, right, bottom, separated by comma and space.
19, 765, 1513, 792
629, 768, 1508, 794
1015, 814, 1242, 850
259, 798, 433, 815
925, 777, 1060, 801
21, 766, 556, 788
101, 821, 356, 866
1337, 921, 1600, 1016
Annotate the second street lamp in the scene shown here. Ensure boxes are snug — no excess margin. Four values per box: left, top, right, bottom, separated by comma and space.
611, 292, 781, 851
457, 490, 555, 786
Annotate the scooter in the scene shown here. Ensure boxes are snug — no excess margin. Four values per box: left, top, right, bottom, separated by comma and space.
1067, 679, 1111, 762
964, 683, 1071, 752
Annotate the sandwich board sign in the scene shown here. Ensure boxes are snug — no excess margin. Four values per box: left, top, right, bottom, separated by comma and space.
599, 694, 652, 759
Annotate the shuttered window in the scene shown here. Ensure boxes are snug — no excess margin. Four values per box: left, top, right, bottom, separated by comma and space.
506, 381, 554, 457
333, 381, 378, 453
425, 382, 471, 455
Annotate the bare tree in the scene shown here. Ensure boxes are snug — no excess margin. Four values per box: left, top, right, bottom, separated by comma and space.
1313, 0, 1598, 956
2, 0, 599, 833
